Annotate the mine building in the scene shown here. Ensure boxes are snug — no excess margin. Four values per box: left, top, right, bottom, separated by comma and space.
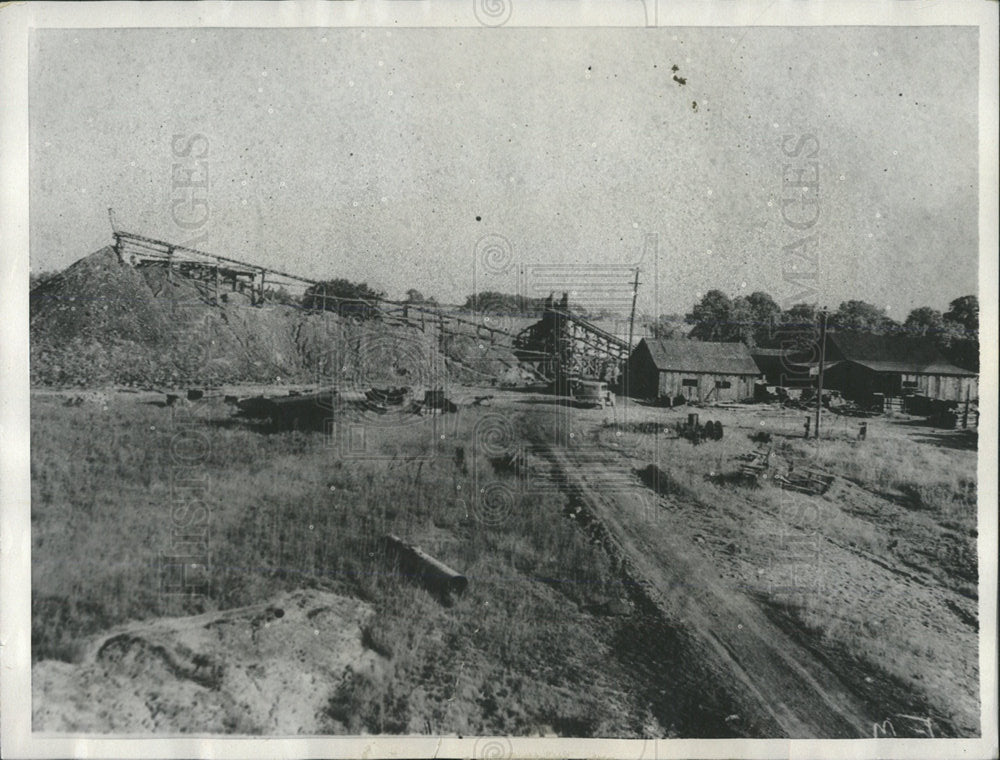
749, 347, 816, 387
806, 333, 978, 404
626, 338, 762, 402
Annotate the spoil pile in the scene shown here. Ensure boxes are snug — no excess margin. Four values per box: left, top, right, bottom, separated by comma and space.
30, 247, 519, 388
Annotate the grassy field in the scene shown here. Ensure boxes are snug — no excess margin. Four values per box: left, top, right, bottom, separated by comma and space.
31, 391, 667, 736
31, 391, 981, 735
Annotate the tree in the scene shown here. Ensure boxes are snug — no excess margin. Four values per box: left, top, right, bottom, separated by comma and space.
303, 278, 385, 320
903, 306, 944, 338
648, 313, 684, 340
944, 295, 978, 334
463, 291, 545, 316
685, 290, 781, 345
263, 285, 298, 306
686, 290, 733, 341
745, 291, 782, 347
403, 288, 438, 306
830, 300, 897, 335
942, 295, 979, 371
774, 302, 820, 350
729, 296, 757, 347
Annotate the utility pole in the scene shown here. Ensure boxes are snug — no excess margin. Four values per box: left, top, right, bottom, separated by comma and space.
627, 267, 641, 351
626, 268, 641, 400
815, 309, 827, 439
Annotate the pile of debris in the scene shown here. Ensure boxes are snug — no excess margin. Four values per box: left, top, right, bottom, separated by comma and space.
773, 467, 835, 495
230, 385, 459, 430
738, 447, 774, 483
364, 386, 411, 412
737, 447, 834, 495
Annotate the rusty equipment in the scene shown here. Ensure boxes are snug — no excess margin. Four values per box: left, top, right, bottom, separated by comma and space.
384, 534, 468, 599
676, 416, 723, 444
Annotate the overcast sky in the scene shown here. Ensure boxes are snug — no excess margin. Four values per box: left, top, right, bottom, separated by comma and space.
29, 26, 978, 316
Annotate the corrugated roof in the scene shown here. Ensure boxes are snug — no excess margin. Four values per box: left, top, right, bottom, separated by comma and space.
827, 332, 976, 376
639, 338, 761, 375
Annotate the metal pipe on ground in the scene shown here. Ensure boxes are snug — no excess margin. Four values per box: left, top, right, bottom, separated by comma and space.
383, 534, 468, 599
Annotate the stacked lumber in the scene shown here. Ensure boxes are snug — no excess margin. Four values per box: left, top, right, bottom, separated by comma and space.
738, 447, 773, 483
773, 468, 834, 495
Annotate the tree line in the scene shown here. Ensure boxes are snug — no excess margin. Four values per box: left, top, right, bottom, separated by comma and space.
675, 289, 979, 370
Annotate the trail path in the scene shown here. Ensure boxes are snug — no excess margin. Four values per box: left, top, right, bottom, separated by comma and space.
542, 442, 875, 738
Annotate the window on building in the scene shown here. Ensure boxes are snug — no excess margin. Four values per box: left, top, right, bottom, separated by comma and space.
902, 380, 918, 389
682, 378, 699, 387
716, 380, 732, 389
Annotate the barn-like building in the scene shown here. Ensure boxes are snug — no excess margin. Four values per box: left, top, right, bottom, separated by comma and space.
626, 338, 762, 402
808, 333, 978, 403
749, 347, 820, 387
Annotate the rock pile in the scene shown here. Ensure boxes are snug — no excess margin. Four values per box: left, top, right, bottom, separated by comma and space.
30, 246, 518, 388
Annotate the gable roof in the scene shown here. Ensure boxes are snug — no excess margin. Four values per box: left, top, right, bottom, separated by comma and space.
639, 338, 761, 375
826, 332, 976, 376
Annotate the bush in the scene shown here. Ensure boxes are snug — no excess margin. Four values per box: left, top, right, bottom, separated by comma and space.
303, 279, 385, 320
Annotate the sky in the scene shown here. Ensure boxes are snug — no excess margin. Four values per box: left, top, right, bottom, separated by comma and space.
29, 26, 979, 318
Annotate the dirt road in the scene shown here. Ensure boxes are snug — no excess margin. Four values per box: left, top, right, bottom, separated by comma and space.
541, 442, 877, 738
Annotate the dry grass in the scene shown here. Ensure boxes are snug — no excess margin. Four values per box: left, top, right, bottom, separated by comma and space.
31, 392, 654, 736
32, 393, 979, 735
778, 434, 977, 529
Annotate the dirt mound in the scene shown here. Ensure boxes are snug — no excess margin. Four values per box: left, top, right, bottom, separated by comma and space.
29, 247, 521, 388
32, 589, 379, 733
30, 247, 172, 347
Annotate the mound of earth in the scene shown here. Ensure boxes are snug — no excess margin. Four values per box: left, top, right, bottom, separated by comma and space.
29, 247, 522, 388
32, 589, 379, 733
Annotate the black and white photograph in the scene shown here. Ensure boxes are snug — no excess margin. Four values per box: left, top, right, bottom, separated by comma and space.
1, 2, 997, 758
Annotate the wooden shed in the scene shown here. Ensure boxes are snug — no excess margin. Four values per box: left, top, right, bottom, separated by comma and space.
626, 338, 762, 402
811, 333, 978, 403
